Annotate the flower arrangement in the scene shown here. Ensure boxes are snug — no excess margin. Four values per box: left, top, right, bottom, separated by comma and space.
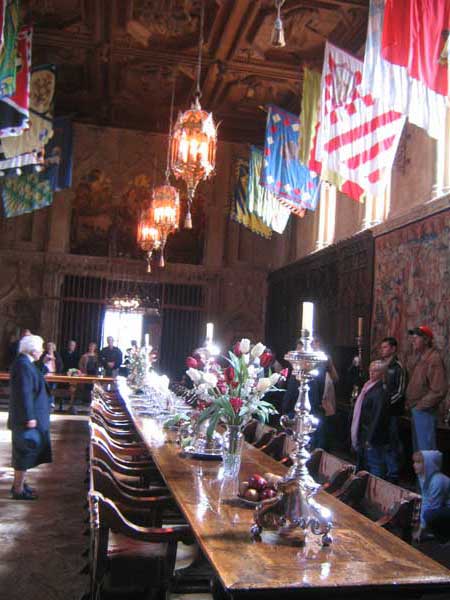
126, 345, 154, 391
67, 368, 83, 377
185, 338, 282, 437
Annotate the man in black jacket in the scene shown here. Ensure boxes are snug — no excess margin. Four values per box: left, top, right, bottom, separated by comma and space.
61, 340, 80, 373
380, 336, 406, 483
100, 336, 123, 377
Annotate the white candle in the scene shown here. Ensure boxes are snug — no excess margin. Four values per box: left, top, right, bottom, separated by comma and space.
206, 322, 214, 341
144, 333, 150, 347
357, 317, 363, 337
302, 302, 314, 334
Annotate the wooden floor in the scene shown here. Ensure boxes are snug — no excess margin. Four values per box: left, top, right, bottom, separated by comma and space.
0, 412, 90, 600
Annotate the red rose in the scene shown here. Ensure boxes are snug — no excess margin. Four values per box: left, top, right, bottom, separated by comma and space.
217, 380, 227, 394
260, 351, 274, 369
231, 381, 239, 389
230, 397, 243, 414
185, 356, 198, 369
280, 368, 289, 378
232, 342, 242, 357
224, 366, 235, 383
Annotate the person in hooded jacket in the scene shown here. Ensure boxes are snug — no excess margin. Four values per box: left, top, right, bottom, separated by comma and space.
413, 450, 450, 542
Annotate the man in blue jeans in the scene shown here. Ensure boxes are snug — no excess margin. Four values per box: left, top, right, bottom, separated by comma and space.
380, 337, 407, 484
405, 326, 447, 451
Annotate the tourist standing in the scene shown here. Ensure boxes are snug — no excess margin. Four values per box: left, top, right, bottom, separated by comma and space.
351, 360, 390, 477
8, 335, 52, 500
38, 342, 63, 376
61, 340, 80, 373
405, 326, 447, 451
79, 342, 99, 375
380, 336, 406, 483
99, 336, 123, 377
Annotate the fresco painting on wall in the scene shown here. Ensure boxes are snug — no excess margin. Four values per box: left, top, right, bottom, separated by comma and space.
372, 210, 450, 411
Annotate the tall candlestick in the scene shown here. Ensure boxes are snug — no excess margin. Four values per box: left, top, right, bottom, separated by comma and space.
301, 302, 314, 334
357, 317, 363, 337
144, 333, 150, 347
206, 322, 214, 341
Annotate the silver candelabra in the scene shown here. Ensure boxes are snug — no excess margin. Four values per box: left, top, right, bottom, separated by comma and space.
251, 329, 333, 546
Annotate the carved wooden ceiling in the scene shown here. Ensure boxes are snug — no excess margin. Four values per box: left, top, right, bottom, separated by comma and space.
23, 0, 369, 143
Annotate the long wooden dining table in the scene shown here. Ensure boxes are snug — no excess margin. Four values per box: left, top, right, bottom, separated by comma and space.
117, 380, 450, 600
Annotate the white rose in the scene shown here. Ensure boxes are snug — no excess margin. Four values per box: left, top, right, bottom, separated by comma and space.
186, 368, 202, 385
240, 338, 251, 354
269, 373, 281, 385
202, 372, 218, 388
256, 377, 271, 393
250, 342, 266, 359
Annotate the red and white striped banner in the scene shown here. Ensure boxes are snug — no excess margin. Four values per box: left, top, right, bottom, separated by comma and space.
316, 42, 406, 199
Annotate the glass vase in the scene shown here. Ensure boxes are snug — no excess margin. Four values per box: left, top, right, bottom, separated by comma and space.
222, 424, 244, 477
190, 417, 223, 456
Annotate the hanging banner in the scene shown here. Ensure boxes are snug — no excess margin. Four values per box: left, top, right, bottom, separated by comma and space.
363, 0, 448, 140
2, 171, 53, 217
0, 26, 32, 137
0, 0, 19, 97
261, 105, 320, 214
230, 157, 272, 239
316, 42, 406, 200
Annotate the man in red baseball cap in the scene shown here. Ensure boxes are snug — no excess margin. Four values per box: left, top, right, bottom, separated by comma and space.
406, 326, 447, 451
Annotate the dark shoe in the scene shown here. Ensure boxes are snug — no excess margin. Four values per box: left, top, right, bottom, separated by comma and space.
11, 487, 38, 500
10, 483, 36, 495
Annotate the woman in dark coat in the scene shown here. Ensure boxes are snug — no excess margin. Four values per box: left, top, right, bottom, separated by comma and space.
8, 335, 52, 500
351, 360, 390, 478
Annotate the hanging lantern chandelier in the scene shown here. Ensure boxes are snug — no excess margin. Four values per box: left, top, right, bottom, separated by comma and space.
137, 208, 161, 273
152, 183, 180, 267
151, 77, 181, 268
170, 0, 217, 229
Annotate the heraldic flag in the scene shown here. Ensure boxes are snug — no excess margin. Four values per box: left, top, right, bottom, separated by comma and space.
363, 0, 449, 141
261, 105, 320, 214
316, 43, 406, 200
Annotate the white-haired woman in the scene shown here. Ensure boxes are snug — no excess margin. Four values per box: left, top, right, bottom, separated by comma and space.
351, 360, 390, 478
8, 335, 52, 500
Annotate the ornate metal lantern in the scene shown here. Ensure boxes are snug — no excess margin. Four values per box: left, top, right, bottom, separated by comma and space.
137, 209, 160, 273
169, 0, 217, 229
151, 183, 180, 267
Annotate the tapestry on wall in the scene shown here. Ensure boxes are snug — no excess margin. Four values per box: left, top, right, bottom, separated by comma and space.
372, 209, 450, 393
71, 168, 205, 264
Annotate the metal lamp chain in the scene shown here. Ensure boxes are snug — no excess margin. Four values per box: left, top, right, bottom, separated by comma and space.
195, 0, 205, 101
165, 76, 176, 183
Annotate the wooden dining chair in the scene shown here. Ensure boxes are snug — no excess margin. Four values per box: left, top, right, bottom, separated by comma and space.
306, 449, 355, 494
351, 471, 421, 543
90, 422, 150, 462
90, 411, 140, 443
88, 492, 192, 600
91, 456, 168, 498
